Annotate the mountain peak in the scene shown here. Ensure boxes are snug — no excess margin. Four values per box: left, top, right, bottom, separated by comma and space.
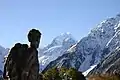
116, 13, 120, 17
50, 32, 75, 46
39, 33, 76, 71
60, 32, 71, 36
59, 32, 73, 39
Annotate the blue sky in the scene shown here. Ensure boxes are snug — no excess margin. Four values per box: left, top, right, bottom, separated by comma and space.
0, 0, 120, 48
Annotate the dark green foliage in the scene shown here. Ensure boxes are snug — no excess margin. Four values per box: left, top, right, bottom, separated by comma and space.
42, 67, 86, 80
59, 67, 67, 79
67, 68, 78, 80
43, 68, 61, 80
66, 68, 86, 80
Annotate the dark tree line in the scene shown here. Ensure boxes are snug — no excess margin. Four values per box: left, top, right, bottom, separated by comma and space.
39, 67, 86, 80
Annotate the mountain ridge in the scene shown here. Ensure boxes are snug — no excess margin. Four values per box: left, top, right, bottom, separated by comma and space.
42, 14, 120, 75
38, 32, 77, 71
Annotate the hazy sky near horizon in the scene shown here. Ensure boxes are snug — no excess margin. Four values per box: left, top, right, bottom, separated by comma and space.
0, 0, 120, 48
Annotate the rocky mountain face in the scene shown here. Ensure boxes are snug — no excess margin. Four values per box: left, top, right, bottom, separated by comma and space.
42, 14, 120, 74
38, 33, 77, 71
88, 47, 120, 76
0, 45, 9, 71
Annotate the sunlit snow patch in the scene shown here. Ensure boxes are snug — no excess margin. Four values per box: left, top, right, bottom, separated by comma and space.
82, 65, 97, 76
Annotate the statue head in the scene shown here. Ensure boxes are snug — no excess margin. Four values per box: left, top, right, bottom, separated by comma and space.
28, 29, 41, 48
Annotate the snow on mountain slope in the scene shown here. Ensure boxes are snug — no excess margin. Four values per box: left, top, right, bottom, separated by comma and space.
0, 46, 9, 71
43, 14, 120, 73
82, 65, 97, 76
38, 33, 77, 71
88, 47, 120, 76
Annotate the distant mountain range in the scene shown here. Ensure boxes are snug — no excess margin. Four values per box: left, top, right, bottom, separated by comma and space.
0, 14, 120, 76
41, 14, 120, 76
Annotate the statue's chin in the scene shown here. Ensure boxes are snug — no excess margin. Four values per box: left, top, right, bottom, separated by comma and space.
31, 45, 39, 48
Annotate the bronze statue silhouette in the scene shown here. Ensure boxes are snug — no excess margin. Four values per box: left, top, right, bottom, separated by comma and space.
3, 29, 41, 80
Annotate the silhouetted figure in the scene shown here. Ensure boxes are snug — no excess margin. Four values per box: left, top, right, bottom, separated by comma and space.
22, 29, 41, 80
3, 29, 41, 80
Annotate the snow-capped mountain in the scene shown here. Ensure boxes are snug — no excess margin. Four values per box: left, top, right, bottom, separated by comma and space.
0, 45, 9, 71
38, 33, 77, 71
43, 14, 120, 74
88, 47, 120, 76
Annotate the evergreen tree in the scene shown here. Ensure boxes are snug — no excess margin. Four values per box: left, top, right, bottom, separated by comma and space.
67, 68, 86, 80
43, 68, 61, 80
59, 67, 68, 79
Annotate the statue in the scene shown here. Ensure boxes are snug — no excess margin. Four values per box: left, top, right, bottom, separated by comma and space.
3, 29, 41, 80
22, 29, 41, 80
